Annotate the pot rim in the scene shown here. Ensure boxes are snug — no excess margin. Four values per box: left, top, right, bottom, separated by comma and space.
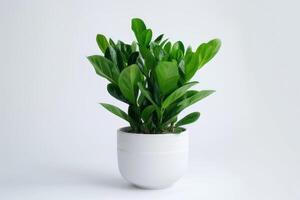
117, 127, 187, 136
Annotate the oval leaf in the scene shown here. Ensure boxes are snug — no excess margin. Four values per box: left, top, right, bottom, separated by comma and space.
87, 55, 119, 84
175, 112, 200, 127
131, 18, 146, 44
118, 64, 143, 104
198, 39, 221, 69
154, 61, 179, 95
96, 34, 109, 54
107, 83, 128, 103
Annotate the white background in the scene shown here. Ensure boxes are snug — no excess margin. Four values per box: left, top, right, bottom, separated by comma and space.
0, 0, 299, 199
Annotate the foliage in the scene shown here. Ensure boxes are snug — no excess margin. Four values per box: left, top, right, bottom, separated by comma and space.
87, 18, 221, 134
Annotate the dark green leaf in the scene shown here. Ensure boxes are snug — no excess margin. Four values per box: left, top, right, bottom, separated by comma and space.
175, 112, 200, 127
107, 83, 128, 103
140, 46, 156, 71
141, 105, 156, 122
154, 34, 164, 43
96, 34, 109, 54
137, 82, 158, 107
87, 55, 119, 84
100, 103, 131, 122
128, 52, 139, 65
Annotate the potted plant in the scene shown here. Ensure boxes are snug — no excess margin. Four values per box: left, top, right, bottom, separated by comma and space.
87, 18, 221, 189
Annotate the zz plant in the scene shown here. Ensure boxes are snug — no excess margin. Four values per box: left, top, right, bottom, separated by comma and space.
88, 18, 221, 134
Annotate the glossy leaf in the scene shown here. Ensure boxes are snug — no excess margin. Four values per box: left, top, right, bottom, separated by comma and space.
96, 34, 109, 54
131, 18, 146, 44
107, 83, 128, 103
100, 103, 131, 122
175, 112, 200, 127
162, 81, 198, 109
88, 18, 221, 134
142, 29, 152, 46
87, 55, 119, 84
154, 61, 179, 95
178, 90, 215, 111
118, 64, 143, 104
137, 82, 158, 107
198, 39, 221, 69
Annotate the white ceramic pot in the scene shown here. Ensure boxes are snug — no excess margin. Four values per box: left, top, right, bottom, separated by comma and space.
117, 127, 189, 189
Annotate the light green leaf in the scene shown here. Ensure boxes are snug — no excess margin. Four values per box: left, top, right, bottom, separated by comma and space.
198, 39, 221, 69
162, 81, 198, 109
154, 61, 179, 95
118, 64, 143, 104
87, 55, 120, 84
100, 103, 131, 122
96, 34, 109, 54
175, 112, 200, 127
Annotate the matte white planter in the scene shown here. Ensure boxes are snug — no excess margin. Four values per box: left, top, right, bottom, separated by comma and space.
117, 127, 189, 189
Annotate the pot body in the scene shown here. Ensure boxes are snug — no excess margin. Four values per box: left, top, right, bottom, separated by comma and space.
117, 128, 189, 189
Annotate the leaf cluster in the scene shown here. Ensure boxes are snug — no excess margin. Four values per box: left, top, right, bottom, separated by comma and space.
88, 18, 221, 134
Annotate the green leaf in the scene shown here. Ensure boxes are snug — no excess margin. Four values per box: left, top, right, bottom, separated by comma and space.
96, 34, 109, 54
154, 61, 179, 95
107, 83, 128, 103
107, 46, 125, 71
175, 112, 200, 127
131, 18, 146, 44
141, 105, 156, 122
184, 52, 199, 81
162, 81, 198, 109
127, 52, 139, 65
137, 82, 158, 107
164, 42, 172, 54
198, 39, 221, 69
178, 90, 215, 111
139, 46, 156, 71
142, 29, 152, 46
100, 103, 131, 122
172, 41, 185, 55
154, 34, 164, 43
128, 105, 141, 126
87, 55, 120, 84
118, 64, 143, 104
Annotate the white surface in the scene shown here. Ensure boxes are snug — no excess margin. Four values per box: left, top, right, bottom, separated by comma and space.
117, 129, 188, 189
0, 0, 299, 199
